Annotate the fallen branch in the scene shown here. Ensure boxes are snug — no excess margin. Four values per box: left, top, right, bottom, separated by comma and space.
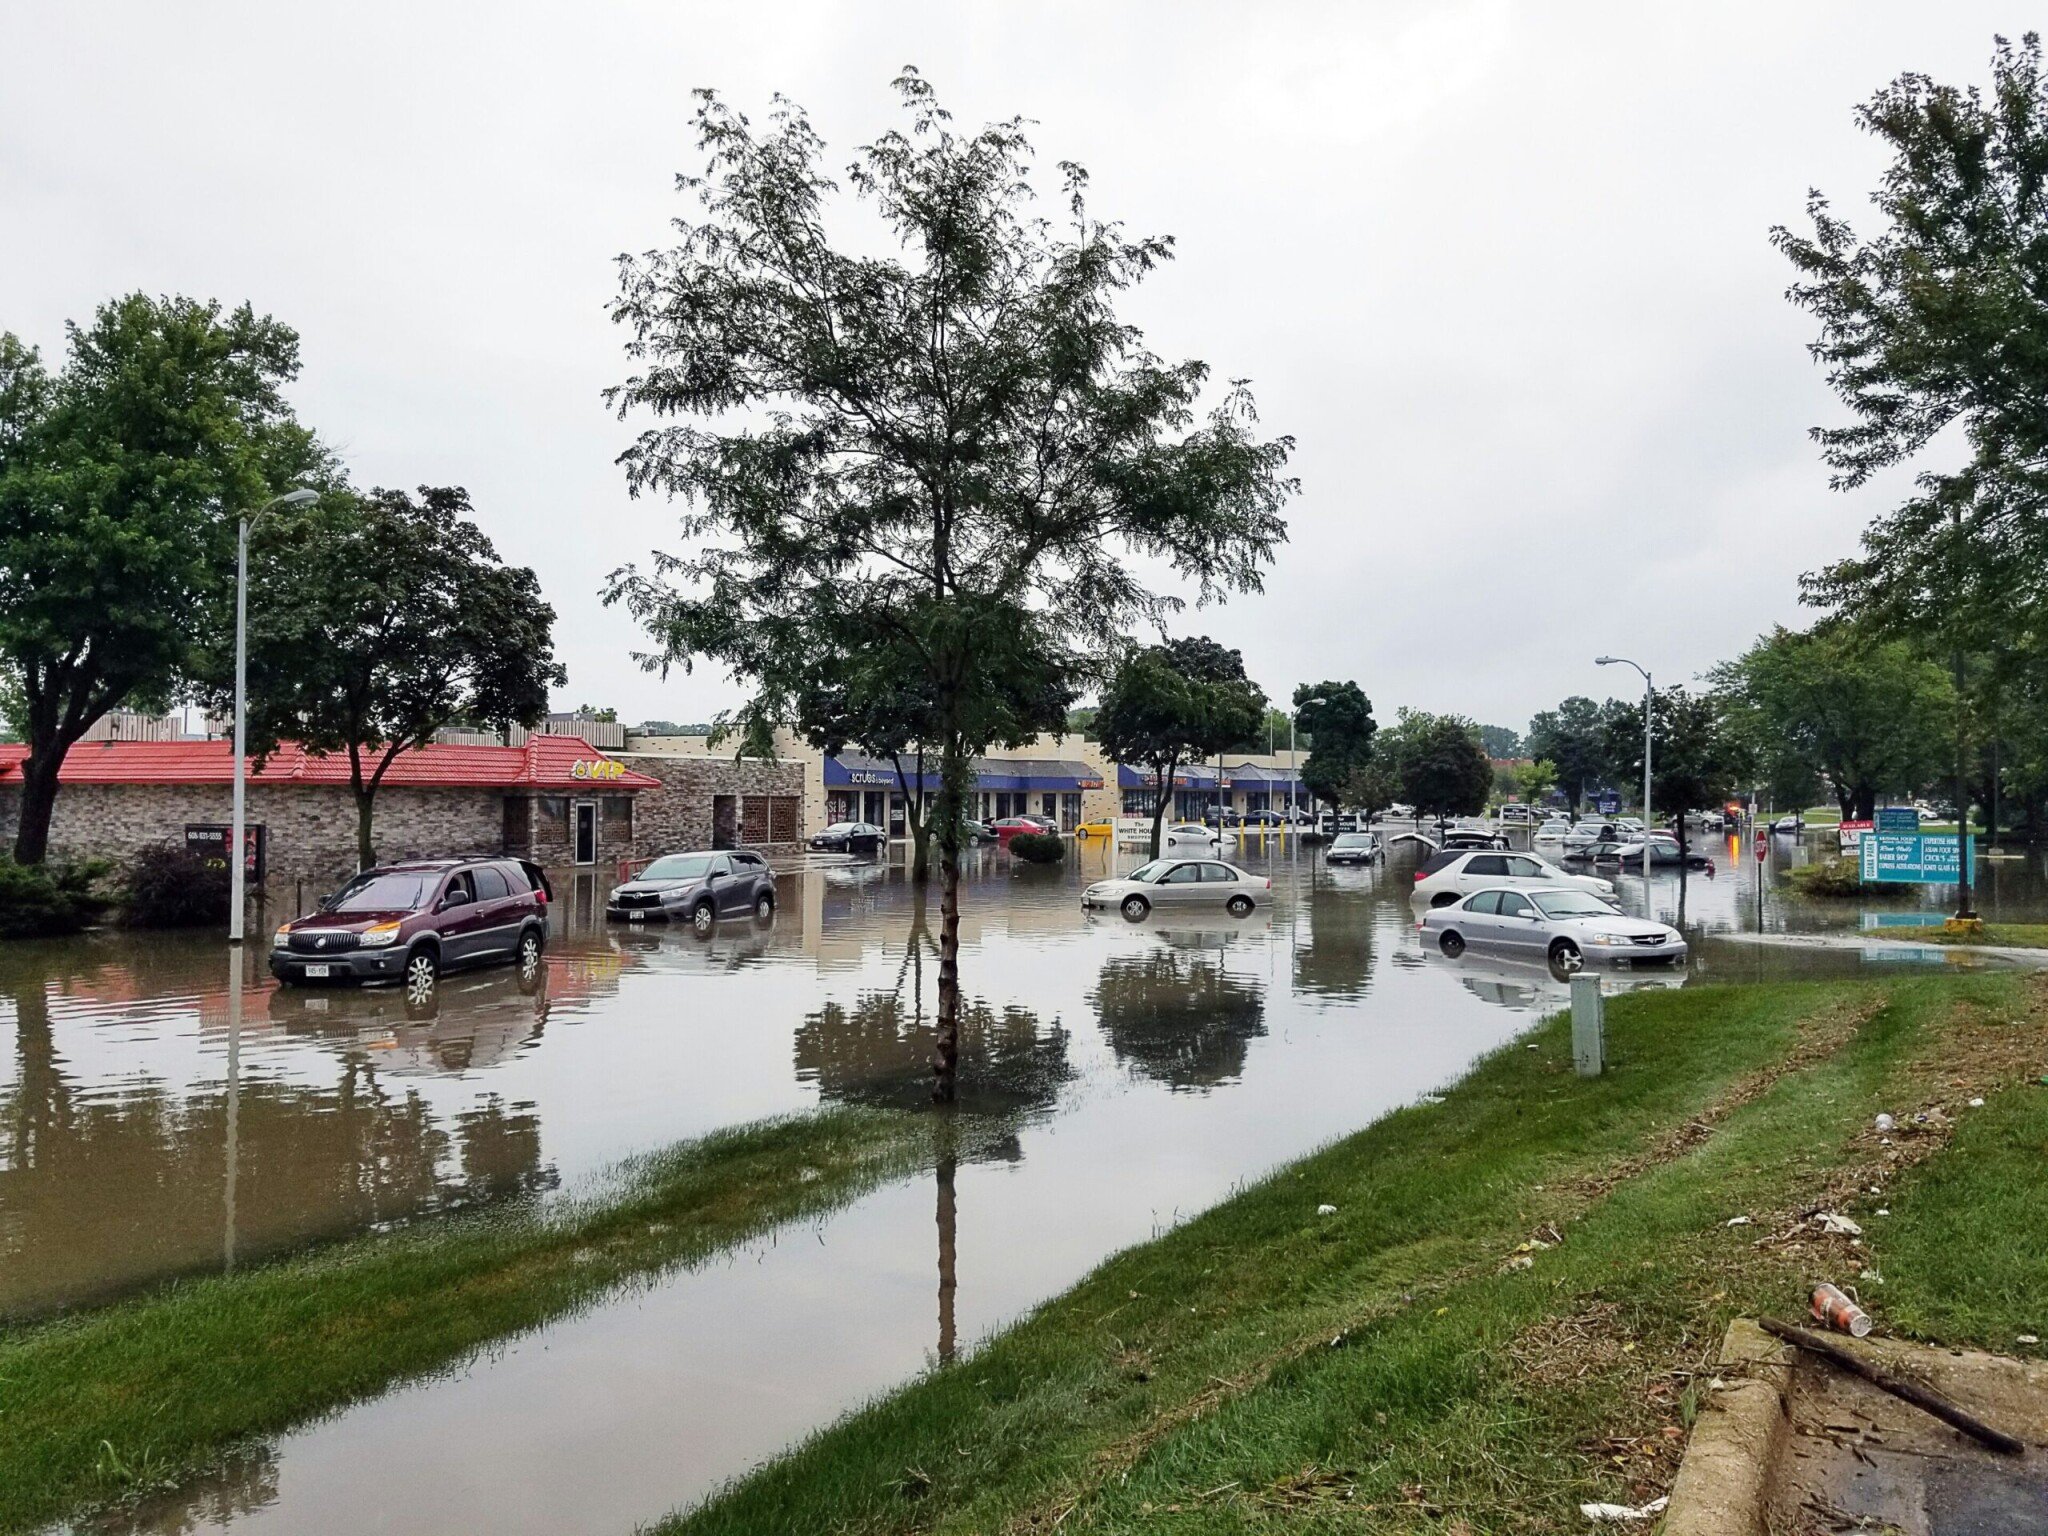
1758, 1317, 2025, 1456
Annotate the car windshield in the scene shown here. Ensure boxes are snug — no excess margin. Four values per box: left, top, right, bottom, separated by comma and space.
1533, 891, 1615, 919
330, 871, 436, 912
642, 855, 716, 881
1126, 860, 1174, 883
823, 823, 857, 834
1333, 833, 1372, 848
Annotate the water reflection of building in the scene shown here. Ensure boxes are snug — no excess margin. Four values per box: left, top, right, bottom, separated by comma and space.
0, 954, 557, 1320
1090, 938, 1267, 1091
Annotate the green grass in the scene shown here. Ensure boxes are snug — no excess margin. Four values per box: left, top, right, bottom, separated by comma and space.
0, 1106, 936, 1534
1864, 922, 2048, 949
659, 975, 2047, 1534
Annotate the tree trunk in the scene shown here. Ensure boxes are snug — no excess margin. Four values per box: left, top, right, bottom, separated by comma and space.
1952, 653, 1973, 917
935, 1135, 958, 1365
894, 751, 932, 885
354, 790, 377, 872
1148, 760, 1175, 860
1853, 785, 1877, 823
9, 749, 65, 866
931, 745, 967, 1103
1836, 784, 1856, 820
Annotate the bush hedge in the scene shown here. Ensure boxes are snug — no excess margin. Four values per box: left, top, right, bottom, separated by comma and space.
0, 857, 111, 939
1008, 831, 1067, 864
1786, 856, 1913, 900
124, 842, 232, 928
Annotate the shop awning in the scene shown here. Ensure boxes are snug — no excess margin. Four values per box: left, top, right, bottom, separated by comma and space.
826, 754, 1103, 793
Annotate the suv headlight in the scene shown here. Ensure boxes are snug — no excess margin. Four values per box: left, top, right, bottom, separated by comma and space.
360, 920, 401, 948
272, 926, 292, 947
608, 888, 623, 903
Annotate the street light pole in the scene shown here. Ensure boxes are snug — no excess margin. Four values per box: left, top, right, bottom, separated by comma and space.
1597, 657, 1653, 886
230, 489, 318, 943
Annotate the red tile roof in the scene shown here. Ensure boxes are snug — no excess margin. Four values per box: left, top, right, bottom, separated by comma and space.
0, 734, 661, 790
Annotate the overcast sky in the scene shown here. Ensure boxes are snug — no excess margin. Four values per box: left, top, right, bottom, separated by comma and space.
0, 3, 2012, 735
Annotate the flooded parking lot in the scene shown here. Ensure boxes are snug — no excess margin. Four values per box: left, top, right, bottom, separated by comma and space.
10, 827, 2047, 1533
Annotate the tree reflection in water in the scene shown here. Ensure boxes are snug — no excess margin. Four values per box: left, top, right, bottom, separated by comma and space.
1292, 865, 1378, 1001
1090, 937, 1267, 1091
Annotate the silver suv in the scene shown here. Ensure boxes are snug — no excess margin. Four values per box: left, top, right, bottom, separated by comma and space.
606, 850, 776, 934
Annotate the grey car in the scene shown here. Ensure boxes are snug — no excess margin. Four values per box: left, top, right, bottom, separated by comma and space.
1417, 884, 1687, 973
606, 849, 776, 934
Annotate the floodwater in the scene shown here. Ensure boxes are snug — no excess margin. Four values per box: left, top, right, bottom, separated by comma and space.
7, 826, 2041, 1534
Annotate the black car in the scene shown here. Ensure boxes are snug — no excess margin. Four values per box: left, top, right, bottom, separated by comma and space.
810, 820, 886, 855
607, 849, 776, 933
1325, 831, 1384, 865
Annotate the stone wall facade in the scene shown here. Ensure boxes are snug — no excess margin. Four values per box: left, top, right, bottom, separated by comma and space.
0, 782, 503, 886
620, 753, 806, 858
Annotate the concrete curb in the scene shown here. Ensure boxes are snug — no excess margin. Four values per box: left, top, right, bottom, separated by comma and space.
1661, 1320, 1793, 1536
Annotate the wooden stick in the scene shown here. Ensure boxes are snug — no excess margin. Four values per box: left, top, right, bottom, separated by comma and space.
1759, 1317, 2026, 1456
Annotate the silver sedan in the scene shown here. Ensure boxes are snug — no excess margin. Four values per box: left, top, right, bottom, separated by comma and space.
1082, 858, 1270, 921
1417, 885, 1687, 972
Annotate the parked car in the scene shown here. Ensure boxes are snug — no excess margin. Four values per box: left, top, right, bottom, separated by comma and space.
1770, 815, 1805, 834
960, 817, 995, 844
1438, 827, 1510, 852
810, 821, 887, 855
271, 857, 550, 999
1563, 819, 1614, 848
1418, 885, 1687, 972
1325, 830, 1385, 866
1021, 813, 1061, 833
607, 849, 776, 933
1533, 820, 1570, 845
990, 816, 1051, 847
1164, 821, 1230, 848
1081, 857, 1271, 921
1593, 834, 1714, 871
1412, 848, 1616, 907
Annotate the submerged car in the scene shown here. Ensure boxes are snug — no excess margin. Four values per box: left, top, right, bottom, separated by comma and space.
1593, 834, 1715, 871
1412, 848, 1616, 907
271, 858, 550, 999
809, 821, 886, 855
1082, 857, 1271, 921
606, 849, 776, 933
1418, 885, 1687, 973
1324, 830, 1385, 866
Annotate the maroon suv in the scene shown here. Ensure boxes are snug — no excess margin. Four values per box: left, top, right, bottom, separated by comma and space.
270, 857, 551, 999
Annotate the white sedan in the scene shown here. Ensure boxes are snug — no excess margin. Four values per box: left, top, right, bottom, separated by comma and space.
1083, 858, 1270, 921
1419, 885, 1687, 972
1413, 848, 1616, 907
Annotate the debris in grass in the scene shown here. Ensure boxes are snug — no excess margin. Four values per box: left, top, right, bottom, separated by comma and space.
1580, 1495, 1668, 1522
1969, 1097, 1986, 1107
1725, 1215, 1753, 1227
2019, 1335, 2040, 1346
1816, 1212, 1863, 1237
1316, 1204, 1337, 1216
1874, 1113, 1896, 1132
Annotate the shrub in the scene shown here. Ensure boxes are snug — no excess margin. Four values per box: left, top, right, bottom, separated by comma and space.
1786, 857, 1913, 901
123, 843, 232, 928
0, 856, 111, 938
1008, 831, 1066, 864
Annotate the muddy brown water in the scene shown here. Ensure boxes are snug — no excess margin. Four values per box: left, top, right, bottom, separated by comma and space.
10, 829, 2046, 1534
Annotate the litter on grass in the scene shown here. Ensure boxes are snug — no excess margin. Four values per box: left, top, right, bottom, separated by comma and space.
1580, 1495, 1669, 1522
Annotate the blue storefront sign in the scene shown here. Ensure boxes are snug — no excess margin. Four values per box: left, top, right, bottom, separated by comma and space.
1859, 832, 1972, 884
1596, 791, 1620, 815
1874, 806, 1919, 834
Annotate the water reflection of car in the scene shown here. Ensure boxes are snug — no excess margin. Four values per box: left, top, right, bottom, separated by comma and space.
1324, 831, 1384, 866
1418, 885, 1687, 973
1082, 858, 1270, 921
606, 849, 775, 933
1433, 950, 1687, 1011
270, 933, 548, 1025
608, 915, 775, 968
270, 858, 550, 1002
810, 821, 886, 855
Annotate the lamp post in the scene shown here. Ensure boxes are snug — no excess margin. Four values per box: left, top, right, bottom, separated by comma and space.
229, 488, 319, 943
1291, 695, 1326, 834
1596, 656, 1653, 886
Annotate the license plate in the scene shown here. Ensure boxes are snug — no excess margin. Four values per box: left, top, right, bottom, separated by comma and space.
628, 911, 645, 921
303, 963, 331, 979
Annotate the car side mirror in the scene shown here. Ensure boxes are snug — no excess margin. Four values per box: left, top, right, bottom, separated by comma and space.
438, 891, 472, 912
316, 893, 334, 910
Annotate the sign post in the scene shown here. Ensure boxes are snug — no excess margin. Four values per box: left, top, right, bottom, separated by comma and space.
1570, 974, 1604, 1077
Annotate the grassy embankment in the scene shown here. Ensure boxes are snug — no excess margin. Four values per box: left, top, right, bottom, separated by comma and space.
1865, 922, 2048, 950
0, 1106, 936, 1534
664, 975, 2048, 1535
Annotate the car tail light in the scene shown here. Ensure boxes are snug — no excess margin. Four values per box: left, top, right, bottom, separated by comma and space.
533, 887, 548, 906
1414, 870, 1426, 882
1263, 877, 1271, 889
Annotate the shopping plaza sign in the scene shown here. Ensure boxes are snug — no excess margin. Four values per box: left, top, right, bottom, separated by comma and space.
1859, 832, 1972, 884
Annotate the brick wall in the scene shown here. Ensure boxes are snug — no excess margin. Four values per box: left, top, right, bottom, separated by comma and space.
620, 753, 806, 856
0, 782, 503, 885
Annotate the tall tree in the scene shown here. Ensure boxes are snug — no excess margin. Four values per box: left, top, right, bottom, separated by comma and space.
0, 296, 321, 863
1382, 709, 1493, 821
1603, 687, 1749, 858
1291, 681, 1377, 824
1097, 638, 1265, 858
1712, 625, 1954, 820
1778, 34, 2048, 913
1525, 696, 1618, 817
219, 487, 564, 867
1476, 723, 1522, 759
605, 77, 1293, 1100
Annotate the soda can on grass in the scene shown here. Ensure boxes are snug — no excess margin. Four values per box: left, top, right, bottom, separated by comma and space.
1811, 1283, 1873, 1337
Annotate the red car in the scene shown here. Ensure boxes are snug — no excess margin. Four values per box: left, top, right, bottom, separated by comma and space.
270, 857, 551, 1001
990, 816, 1054, 848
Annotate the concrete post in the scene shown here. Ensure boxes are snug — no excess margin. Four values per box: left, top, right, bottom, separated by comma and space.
1571, 973, 1605, 1077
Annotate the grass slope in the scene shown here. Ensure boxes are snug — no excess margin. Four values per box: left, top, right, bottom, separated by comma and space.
1865, 921, 2048, 950
0, 1107, 932, 1534
663, 975, 2048, 1534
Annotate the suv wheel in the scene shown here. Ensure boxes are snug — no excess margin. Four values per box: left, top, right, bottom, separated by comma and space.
691, 900, 715, 936
755, 891, 775, 921
404, 947, 439, 1003
516, 927, 542, 973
